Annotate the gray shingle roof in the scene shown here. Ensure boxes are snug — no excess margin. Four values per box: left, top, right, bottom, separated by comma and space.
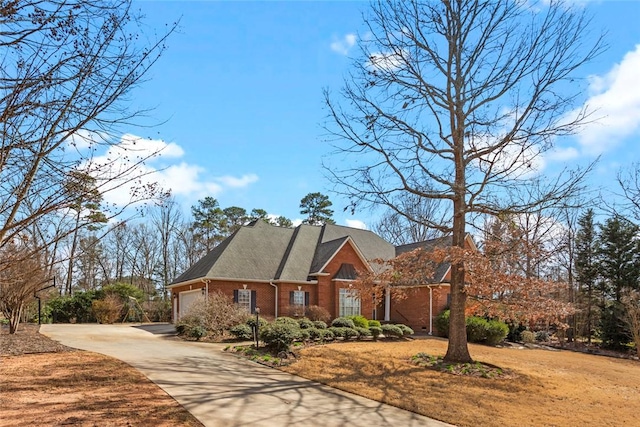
171, 221, 396, 285
395, 235, 455, 283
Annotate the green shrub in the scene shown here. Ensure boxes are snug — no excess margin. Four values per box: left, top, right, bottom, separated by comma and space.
507, 322, 527, 342
368, 320, 381, 328
434, 310, 507, 345
298, 328, 311, 341
434, 310, 450, 337
175, 320, 208, 341
298, 318, 314, 329
313, 320, 327, 329
486, 320, 509, 345
320, 329, 335, 341
331, 317, 356, 328
355, 327, 372, 339
308, 327, 322, 340
343, 327, 359, 340
347, 315, 369, 328
466, 317, 489, 342
535, 331, 550, 342
521, 330, 536, 344
188, 325, 207, 340
370, 326, 382, 340
328, 326, 348, 338
306, 305, 331, 323
275, 316, 299, 326
381, 324, 404, 338
229, 324, 253, 340
396, 324, 414, 336
246, 317, 268, 329
259, 322, 301, 353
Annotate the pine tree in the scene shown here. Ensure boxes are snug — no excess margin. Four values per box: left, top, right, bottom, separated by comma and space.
574, 209, 599, 343
596, 216, 640, 349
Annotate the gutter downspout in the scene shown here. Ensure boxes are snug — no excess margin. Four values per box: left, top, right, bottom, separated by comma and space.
269, 281, 278, 318
429, 286, 433, 335
384, 286, 391, 322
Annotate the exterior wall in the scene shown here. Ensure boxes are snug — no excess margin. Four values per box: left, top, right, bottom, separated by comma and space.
389, 285, 450, 333
316, 241, 373, 319
170, 280, 276, 320
278, 283, 317, 317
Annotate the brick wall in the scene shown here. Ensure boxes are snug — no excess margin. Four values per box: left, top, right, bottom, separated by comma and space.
316, 240, 373, 319
388, 285, 450, 333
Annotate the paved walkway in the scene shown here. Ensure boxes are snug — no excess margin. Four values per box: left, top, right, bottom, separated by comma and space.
41, 324, 451, 427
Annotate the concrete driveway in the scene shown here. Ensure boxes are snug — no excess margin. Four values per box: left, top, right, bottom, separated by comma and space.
41, 324, 451, 427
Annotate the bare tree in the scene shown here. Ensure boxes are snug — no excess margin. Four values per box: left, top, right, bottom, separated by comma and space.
0, 241, 49, 334
324, 0, 602, 362
0, 0, 176, 255
374, 193, 446, 245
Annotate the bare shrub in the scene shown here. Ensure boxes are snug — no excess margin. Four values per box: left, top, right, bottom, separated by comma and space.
284, 304, 305, 318
92, 295, 124, 324
305, 305, 331, 323
622, 290, 640, 358
179, 292, 249, 339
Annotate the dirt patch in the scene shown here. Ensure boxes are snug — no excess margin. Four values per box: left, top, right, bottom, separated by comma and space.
281, 337, 640, 427
1, 323, 73, 356
0, 324, 203, 427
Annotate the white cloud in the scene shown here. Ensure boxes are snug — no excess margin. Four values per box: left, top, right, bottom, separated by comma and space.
571, 44, 640, 155
330, 33, 356, 55
66, 129, 108, 150
79, 134, 258, 208
367, 50, 404, 72
215, 174, 259, 188
546, 146, 580, 162
345, 219, 367, 230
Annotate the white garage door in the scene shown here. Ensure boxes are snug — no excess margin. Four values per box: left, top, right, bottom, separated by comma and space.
179, 289, 202, 320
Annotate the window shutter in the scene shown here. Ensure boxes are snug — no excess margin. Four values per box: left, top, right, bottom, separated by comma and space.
289, 291, 294, 305
233, 289, 239, 303
446, 293, 451, 307
250, 290, 257, 314
304, 292, 310, 306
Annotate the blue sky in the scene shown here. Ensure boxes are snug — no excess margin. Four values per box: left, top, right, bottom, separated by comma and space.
101, 1, 640, 228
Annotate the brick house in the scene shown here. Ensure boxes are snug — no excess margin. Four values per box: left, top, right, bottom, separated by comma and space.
168, 220, 475, 334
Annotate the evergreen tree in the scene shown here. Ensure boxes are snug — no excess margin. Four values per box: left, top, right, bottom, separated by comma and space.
597, 217, 640, 302
191, 197, 226, 255
574, 209, 599, 343
596, 216, 640, 349
300, 192, 335, 225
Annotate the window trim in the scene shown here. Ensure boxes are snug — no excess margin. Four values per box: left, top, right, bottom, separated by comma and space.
339, 287, 361, 317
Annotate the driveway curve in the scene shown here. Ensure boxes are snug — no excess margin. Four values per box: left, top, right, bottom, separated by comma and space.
41, 324, 450, 427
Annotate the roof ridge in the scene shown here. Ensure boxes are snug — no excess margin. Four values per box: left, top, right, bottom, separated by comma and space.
274, 225, 301, 280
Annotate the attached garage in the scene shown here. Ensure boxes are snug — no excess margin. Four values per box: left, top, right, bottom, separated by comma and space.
175, 289, 202, 321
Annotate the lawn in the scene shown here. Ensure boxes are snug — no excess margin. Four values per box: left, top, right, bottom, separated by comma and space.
0, 325, 203, 427
281, 337, 640, 427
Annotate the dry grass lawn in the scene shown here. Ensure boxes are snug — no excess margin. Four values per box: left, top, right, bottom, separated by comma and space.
282, 337, 640, 427
0, 352, 203, 427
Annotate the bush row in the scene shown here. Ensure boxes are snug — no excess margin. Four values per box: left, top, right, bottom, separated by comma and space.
434, 310, 508, 345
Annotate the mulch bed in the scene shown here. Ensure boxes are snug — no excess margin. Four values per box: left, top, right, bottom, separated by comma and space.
0, 323, 74, 356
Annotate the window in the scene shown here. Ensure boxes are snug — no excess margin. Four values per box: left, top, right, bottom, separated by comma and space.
292, 290, 305, 306
234, 289, 256, 313
237, 289, 251, 312
339, 288, 360, 317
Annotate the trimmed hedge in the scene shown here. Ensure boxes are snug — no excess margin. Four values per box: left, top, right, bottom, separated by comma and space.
230, 323, 253, 340
259, 322, 301, 353
347, 315, 369, 329
331, 317, 356, 328
381, 324, 404, 338
433, 310, 508, 345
